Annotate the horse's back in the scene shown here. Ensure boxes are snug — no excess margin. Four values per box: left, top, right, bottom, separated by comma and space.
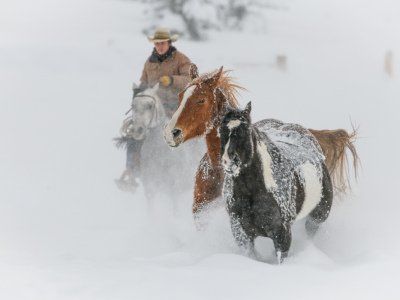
254, 119, 329, 224
254, 118, 284, 131
255, 119, 324, 166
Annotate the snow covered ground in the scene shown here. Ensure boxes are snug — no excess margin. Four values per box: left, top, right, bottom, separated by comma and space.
1, 0, 400, 299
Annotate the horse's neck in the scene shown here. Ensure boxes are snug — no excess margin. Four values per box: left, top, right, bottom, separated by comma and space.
149, 98, 167, 128
254, 126, 272, 150
251, 126, 282, 176
203, 97, 233, 168
204, 127, 222, 168
236, 127, 270, 175
245, 128, 263, 169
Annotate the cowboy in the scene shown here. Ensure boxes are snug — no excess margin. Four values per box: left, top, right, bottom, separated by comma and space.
116, 27, 193, 191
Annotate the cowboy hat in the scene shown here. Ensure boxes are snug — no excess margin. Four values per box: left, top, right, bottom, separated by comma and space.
147, 27, 178, 43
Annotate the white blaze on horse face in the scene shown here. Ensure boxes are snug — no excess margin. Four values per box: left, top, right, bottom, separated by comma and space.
222, 136, 240, 175
221, 137, 230, 166
295, 161, 323, 220
256, 140, 277, 190
227, 120, 241, 130
164, 85, 196, 145
222, 120, 242, 176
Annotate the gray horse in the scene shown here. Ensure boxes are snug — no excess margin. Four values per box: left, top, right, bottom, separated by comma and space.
115, 84, 203, 210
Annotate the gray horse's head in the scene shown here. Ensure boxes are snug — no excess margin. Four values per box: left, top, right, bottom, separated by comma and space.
128, 84, 165, 140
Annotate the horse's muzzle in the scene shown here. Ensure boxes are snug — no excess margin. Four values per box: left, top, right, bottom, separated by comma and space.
164, 127, 184, 148
223, 164, 241, 177
222, 154, 241, 176
134, 127, 146, 139
172, 128, 181, 140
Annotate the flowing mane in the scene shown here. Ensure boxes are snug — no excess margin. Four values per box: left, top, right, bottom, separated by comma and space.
191, 69, 242, 109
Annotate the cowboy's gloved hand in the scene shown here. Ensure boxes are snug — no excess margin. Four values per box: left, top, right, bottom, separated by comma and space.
159, 75, 173, 87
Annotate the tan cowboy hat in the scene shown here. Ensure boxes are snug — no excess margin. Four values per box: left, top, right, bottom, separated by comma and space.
147, 27, 178, 43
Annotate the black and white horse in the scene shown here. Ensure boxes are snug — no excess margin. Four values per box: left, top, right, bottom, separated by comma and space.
116, 84, 203, 209
220, 102, 333, 263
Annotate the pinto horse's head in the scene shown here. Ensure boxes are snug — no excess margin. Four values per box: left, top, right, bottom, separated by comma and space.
220, 102, 253, 176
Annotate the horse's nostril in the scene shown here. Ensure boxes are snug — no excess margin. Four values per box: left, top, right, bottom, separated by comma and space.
137, 127, 144, 135
172, 128, 181, 139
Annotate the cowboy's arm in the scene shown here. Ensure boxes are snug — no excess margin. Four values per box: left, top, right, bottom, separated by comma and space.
139, 61, 149, 87
170, 58, 192, 90
134, 62, 151, 96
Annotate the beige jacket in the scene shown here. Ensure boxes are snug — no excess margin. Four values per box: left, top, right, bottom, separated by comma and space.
140, 49, 192, 117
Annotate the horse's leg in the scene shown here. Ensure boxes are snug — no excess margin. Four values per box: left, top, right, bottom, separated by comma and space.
305, 164, 333, 238
272, 224, 292, 264
230, 214, 255, 258
192, 156, 224, 225
143, 185, 156, 215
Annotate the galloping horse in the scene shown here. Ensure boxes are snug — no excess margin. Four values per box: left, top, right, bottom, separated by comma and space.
116, 84, 201, 207
220, 102, 333, 263
164, 66, 358, 217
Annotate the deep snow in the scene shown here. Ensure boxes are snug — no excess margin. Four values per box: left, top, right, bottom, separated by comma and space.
1, 0, 400, 299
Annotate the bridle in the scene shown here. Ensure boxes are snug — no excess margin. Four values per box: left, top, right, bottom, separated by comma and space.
127, 94, 160, 129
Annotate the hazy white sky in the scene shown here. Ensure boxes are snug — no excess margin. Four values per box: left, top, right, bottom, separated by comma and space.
0, 0, 399, 299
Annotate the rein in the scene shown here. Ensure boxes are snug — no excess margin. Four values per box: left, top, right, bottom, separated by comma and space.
128, 94, 160, 128
125, 94, 157, 115
120, 93, 160, 138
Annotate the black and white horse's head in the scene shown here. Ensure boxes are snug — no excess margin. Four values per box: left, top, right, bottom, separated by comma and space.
220, 102, 253, 176
128, 84, 166, 140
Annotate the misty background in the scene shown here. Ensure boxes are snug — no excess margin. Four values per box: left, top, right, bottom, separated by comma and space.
0, 0, 399, 299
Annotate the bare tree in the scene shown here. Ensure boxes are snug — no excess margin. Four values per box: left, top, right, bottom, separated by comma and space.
134, 0, 284, 40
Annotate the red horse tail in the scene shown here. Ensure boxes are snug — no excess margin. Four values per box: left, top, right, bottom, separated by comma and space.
309, 128, 360, 195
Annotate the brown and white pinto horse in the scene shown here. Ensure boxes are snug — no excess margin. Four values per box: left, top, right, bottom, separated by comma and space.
164, 65, 359, 216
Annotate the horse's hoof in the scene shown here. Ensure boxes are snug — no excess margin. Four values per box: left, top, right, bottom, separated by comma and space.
276, 251, 288, 264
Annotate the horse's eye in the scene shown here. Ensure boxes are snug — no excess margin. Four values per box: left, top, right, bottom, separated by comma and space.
197, 99, 205, 104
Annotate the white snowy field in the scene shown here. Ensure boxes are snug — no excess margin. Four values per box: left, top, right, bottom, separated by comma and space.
1, 0, 400, 299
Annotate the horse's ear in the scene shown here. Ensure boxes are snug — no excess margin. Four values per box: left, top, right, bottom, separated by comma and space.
190, 64, 199, 80
215, 87, 227, 112
205, 66, 224, 86
244, 102, 252, 116
216, 66, 224, 80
